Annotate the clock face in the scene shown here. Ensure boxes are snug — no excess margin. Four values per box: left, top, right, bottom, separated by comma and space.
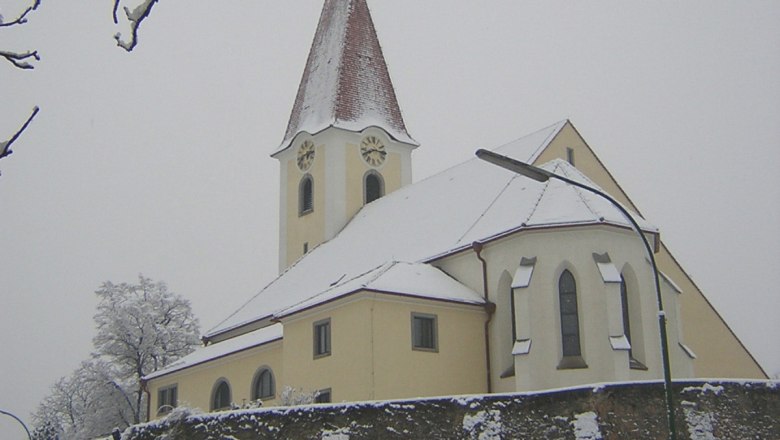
296, 140, 315, 171
360, 136, 386, 167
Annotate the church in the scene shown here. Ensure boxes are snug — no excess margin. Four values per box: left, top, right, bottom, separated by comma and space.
143, 0, 766, 418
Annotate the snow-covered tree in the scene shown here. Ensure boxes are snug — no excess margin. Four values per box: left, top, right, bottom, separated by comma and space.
31, 275, 200, 438
92, 275, 201, 424
31, 360, 134, 439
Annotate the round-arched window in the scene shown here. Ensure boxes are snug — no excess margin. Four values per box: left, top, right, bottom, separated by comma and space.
252, 367, 275, 400
364, 171, 384, 204
211, 379, 232, 411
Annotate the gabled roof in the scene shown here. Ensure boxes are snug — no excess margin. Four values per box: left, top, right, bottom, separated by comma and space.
275, 0, 415, 155
207, 120, 657, 339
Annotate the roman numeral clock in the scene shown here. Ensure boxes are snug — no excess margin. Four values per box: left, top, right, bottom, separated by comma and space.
360, 136, 386, 167
297, 140, 315, 171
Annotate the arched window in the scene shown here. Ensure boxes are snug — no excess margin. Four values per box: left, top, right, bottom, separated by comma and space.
559, 270, 581, 358
252, 367, 275, 400
364, 171, 384, 205
620, 275, 633, 358
211, 379, 232, 411
299, 174, 313, 215
621, 273, 647, 369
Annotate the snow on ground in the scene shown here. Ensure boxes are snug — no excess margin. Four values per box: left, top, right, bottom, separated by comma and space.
571, 411, 603, 440
462, 409, 503, 440
682, 401, 717, 440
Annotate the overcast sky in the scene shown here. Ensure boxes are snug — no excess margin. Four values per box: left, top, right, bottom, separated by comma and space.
1, 0, 779, 437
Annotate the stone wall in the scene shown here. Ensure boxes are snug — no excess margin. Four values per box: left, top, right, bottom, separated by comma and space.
122, 380, 778, 439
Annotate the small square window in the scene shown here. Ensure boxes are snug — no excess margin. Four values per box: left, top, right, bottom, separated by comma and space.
411, 313, 438, 352
157, 385, 177, 415
313, 318, 331, 358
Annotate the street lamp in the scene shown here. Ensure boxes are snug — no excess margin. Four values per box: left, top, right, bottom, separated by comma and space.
0, 409, 32, 440
476, 149, 677, 440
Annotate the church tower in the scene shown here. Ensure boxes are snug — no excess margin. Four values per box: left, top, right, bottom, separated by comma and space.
272, 0, 417, 271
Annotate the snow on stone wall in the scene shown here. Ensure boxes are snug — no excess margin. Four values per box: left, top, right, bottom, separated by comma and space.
122, 380, 778, 440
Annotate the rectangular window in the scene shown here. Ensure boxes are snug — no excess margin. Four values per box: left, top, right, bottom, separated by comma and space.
157, 385, 177, 415
315, 388, 332, 403
411, 313, 438, 351
313, 318, 331, 358
566, 147, 575, 166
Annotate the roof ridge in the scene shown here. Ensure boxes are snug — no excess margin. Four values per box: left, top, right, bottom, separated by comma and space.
555, 161, 606, 221
455, 174, 519, 244
272, 260, 394, 318
521, 173, 552, 226
494, 119, 568, 162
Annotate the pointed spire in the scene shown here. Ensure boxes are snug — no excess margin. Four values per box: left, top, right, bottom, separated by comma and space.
275, 0, 416, 154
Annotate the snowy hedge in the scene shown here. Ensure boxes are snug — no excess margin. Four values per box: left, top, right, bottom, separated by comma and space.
122, 380, 778, 440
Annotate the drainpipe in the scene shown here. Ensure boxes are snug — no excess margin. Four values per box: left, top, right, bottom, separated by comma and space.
141, 379, 151, 423
472, 241, 495, 393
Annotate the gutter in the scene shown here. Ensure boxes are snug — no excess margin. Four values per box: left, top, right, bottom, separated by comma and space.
472, 241, 496, 393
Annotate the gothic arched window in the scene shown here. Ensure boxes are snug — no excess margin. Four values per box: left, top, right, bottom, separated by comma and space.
559, 270, 581, 358
211, 379, 232, 411
621, 273, 647, 369
364, 171, 384, 205
299, 174, 313, 215
620, 275, 633, 358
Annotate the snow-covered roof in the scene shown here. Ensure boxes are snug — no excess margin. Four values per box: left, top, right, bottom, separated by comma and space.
275, 0, 415, 155
144, 324, 283, 381
207, 120, 657, 339
276, 261, 484, 318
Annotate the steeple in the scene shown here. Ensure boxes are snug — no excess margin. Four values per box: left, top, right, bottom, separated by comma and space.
274, 0, 416, 154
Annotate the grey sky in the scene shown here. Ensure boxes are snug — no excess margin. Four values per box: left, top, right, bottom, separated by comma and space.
1, 1, 779, 437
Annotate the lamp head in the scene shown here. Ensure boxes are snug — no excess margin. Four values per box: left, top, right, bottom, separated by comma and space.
475, 149, 551, 182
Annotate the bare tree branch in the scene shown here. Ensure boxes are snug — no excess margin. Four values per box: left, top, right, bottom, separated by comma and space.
113, 0, 159, 52
1, 106, 40, 175
0, 0, 41, 27
0, 49, 39, 69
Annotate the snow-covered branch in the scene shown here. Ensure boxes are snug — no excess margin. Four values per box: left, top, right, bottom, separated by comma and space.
0, 106, 39, 175
0, 1, 42, 69
113, 0, 159, 51
0, 49, 39, 69
0, 0, 41, 27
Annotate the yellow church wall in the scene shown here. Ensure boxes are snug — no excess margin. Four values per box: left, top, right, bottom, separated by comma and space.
285, 142, 326, 267
146, 340, 283, 419
534, 121, 766, 379
369, 296, 488, 399
281, 296, 376, 402
280, 292, 487, 403
656, 243, 767, 378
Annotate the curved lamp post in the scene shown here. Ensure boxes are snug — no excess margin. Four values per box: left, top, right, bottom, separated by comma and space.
0, 409, 32, 440
475, 149, 677, 440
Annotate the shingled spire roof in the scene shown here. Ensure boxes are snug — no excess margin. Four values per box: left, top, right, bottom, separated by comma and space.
274, 0, 416, 154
